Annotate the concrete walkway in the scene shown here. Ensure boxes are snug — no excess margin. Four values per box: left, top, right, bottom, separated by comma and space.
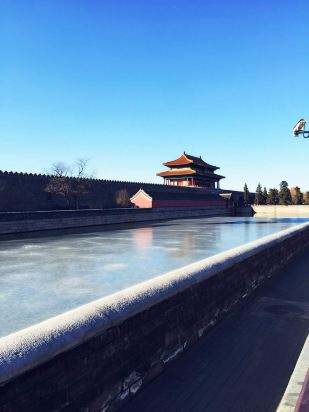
122, 251, 309, 412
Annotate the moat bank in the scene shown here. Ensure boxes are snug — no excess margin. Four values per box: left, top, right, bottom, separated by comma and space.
253, 205, 309, 217
0, 207, 232, 236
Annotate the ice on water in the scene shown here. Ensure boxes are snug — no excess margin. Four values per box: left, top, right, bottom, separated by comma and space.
0, 216, 308, 337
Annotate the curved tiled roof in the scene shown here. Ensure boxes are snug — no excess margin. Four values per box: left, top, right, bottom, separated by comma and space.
157, 168, 196, 177
157, 168, 224, 180
163, 153, 219, 170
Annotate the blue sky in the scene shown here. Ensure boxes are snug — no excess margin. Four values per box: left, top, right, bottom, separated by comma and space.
1, 0, 308, 191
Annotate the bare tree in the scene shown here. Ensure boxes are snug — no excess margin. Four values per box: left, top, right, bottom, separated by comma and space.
45, 158, 93, 209
75, 158, 89, 178
50, 162, 71, 177
71, 158, 92, 209
115, 189, 131, 207
45, 177, 71, 207
290, 186, 303, 205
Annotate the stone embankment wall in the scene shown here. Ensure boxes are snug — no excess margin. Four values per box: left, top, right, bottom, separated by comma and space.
234, 206, 254, 216
0, 207, 231, 235
0, 223, 308, 411
253, 205, 309, 217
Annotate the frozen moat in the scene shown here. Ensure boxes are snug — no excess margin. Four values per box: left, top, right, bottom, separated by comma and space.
0, 216, 308, 337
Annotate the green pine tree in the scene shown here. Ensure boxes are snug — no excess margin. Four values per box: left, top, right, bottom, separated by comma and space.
278, 181, 292, 205
267, 188, 279, 205
254, 183, 263, 205
243, 183, 249, 205
262, 187, 268, 205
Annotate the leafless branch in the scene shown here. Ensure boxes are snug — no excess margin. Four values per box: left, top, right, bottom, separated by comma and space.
45, 158, 95, 209
50, 162, 71, 177
75, 158, 89, 178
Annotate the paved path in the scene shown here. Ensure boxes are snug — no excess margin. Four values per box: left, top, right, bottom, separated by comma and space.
122, 251, 309, 412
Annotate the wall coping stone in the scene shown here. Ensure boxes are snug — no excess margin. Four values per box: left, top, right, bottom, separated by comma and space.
0, 207, 226, 221
0, 222, 308, 385
0, 169, 245, 193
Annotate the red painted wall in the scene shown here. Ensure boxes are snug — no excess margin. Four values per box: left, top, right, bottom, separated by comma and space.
131, 192, 227, 209
153, 200, 226, 208
131, 193, 152, 208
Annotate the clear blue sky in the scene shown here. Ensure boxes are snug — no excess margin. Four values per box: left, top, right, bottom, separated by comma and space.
1, 0, 308, 191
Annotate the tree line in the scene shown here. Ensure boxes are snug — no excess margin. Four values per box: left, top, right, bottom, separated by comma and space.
243, 181, 309, 206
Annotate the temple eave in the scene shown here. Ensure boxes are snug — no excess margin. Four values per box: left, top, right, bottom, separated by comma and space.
157, 171, 224, 180
210, 174, 225, 180
157, 171, 196, 177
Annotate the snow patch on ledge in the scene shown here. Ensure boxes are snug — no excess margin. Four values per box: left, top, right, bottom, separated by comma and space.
0, 222, 308, 385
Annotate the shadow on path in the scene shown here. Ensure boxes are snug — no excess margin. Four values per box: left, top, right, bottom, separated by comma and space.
122, 250, 309, 412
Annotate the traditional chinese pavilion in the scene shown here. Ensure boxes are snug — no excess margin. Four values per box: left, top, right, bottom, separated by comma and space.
157, 152, 224, 189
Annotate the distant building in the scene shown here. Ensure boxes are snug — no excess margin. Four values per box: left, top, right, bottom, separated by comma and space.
130, 188, 226, 209
156, 152, 224, 189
